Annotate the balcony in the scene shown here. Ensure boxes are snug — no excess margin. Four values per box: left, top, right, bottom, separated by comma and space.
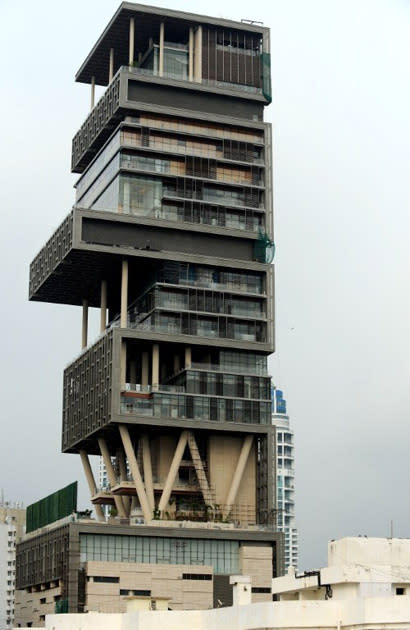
120, 391, 271, 425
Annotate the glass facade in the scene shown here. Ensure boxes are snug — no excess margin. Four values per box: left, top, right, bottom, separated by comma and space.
80, 534, 239, 574
74, 114, 266, 234
120, 392, 271, 424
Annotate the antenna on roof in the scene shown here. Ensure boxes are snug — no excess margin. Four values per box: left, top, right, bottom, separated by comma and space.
241, 19, 264, 25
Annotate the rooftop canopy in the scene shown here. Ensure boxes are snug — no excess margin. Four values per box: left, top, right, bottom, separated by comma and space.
75, 2, 268, 86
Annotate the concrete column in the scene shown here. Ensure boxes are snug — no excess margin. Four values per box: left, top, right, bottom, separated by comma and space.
142, 352, 149, 387
120, 259, 128, 328
120, 340, 127, 387
129, 17, 135, 65
90, 76, 95, 110
79, 450, 105, 522
129, 360, 137, 387
119, 425, 152, 522
81, 299, 88, 349
142, 435, 155, 511
158, 431, 189, 512
100, 280, 107, 334
152, 343, 159, 389
223, 436, 253, 519
188, 28, 194, 81
117, 448, 131, 515
173, 354, 181, 373
185, 346, 192, 368
122, 179, 130, 214
109, 47, 114, 82
98, 438, 127, 518
159, 22, 165, 77
194, 26, 202, 82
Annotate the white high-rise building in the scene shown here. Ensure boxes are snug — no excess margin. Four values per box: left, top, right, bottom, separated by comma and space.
272, 388, 298, 570
0, 500, 25, 630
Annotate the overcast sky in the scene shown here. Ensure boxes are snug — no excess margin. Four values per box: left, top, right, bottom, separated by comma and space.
1, 0, 410, 570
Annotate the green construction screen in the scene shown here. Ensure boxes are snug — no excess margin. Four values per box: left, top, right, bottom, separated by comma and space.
26, 481, 77, 533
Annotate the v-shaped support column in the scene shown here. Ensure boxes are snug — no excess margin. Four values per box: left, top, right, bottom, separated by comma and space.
98, 438, 127, 518
223, 435, 253, 519
119, 425, 152, 523
158, 430, 189, 513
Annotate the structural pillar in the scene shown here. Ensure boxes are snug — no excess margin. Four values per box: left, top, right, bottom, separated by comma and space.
129, 17, 135, 65
129, 360, 137, 387
117, 448, 131, 515
223, 435, 254, 519
194, 26, 202, 82
119, 425, 152, 522
98, 438, 127, 518
120, 259, 128, 328
158, 431, 189, 512
142, 435, 155, 511
159, 22, 164, 77
142, 351, 149, 387
109, 47, 114, 82
185, 346, 192, 368
100, 280, 107, 334
79, 450, 105, 522
188, 28, 194, 81
81, 299, 88, 349
152, 343, 159, 389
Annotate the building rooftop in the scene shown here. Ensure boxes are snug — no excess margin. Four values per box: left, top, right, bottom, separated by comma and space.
76, 2, 269, 86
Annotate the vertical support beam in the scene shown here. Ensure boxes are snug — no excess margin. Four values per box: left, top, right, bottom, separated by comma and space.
100, 280, 107, 334
223, 435, 254, 519
109, 47, 114, 82
98, 438, 127, 518
159, 22, 165, 77
120, 340, 127, 387
90, 76, 95, 110
117, 448, 131, 515
158, 431, 189, 512
142, 435, 155, 511
79, 450, 105, 522
187, 431, 213, 506
81, 299, 88, 349
129, 360, 137, 387
188, 28, 194, 81
142, 351, 149, 387
194, 26, 202, 82
129, 17, 135, 65
152, 343, 159, 389
119, 425, 152, 522
120, 259, 128, 328
185, 346, 192, 368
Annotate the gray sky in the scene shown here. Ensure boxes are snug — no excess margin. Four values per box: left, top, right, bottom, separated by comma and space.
1, 0, 410, 570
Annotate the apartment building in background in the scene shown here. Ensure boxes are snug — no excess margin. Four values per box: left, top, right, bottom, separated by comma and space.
17, 3, 281, 623
272, 388, 298, 570
0, 499, 25, 630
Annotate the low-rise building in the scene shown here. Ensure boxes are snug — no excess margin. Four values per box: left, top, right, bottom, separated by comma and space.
30, 537, 410, 630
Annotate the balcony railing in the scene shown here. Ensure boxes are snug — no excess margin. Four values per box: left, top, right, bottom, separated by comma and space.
120, 392, 271, 424
126, 64, 263, 96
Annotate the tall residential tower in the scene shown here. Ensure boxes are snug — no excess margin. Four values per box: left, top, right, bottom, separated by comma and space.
272, 388, 298, 570
17, 3, 281, 620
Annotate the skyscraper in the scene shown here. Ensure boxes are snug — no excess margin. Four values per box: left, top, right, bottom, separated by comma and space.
0, 500, 25, 630
17, 3, 281, 620
272, 388, 298, 570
